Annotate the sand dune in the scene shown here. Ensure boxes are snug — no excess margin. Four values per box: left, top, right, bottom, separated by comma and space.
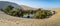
0, 8, 60, 26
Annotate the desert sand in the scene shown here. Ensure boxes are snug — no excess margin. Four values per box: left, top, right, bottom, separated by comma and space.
0, 8, 60, 26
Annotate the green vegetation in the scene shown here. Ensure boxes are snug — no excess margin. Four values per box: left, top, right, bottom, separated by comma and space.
9, 8, 22, 17
4, 5, 23, 17
4, 5, 14, 14
2, 5, 54, 19
32, 9, 52, 19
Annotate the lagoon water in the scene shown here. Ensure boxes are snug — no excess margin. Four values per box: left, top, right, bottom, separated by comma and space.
23, 14, 34, 18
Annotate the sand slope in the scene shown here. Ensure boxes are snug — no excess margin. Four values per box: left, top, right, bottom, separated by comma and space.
0, 8, 60, 26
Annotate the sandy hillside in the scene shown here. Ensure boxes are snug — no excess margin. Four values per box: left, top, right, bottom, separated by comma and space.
20, 5, 38, 10
0, 8, 60, 26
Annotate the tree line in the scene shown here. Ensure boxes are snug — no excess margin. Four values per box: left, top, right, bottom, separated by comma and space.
0, 5, 55, 19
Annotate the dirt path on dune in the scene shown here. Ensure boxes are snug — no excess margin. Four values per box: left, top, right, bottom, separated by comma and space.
0, 10, 60, 26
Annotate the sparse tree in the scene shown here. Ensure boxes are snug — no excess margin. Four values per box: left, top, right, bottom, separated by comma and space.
4, 5, 14, 14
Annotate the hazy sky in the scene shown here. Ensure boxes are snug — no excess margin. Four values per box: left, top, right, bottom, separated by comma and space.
0, 0, 60, 9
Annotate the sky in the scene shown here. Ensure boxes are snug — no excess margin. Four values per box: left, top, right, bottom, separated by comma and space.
0, 0, 60, 9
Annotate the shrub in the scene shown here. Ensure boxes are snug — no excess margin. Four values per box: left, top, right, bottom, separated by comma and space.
4, 5, 14, 14
4, 5, 23, 17
32, 10, 52, 19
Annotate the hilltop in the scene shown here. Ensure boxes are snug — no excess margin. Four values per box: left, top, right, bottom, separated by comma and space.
0, 1, 22, 10
0, 1, 39, 10
20, 5, 39, 10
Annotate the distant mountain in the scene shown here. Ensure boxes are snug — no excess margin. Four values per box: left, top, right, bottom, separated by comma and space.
50, 8, 60, 13
0, 1, 23, 9
0, 1, 39, 11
